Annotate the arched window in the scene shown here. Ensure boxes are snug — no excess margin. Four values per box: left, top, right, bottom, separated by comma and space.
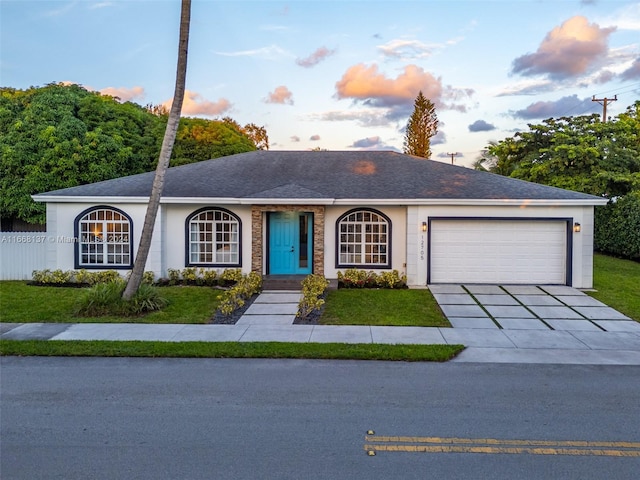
186, 208, 241, 266
74, 206, 132, 269
336, 208, 391, 268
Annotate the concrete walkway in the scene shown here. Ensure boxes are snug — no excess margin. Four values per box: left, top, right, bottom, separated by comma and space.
2, 286, 639, 365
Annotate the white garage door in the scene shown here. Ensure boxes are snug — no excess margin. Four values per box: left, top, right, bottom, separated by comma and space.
429, 219, 567, 284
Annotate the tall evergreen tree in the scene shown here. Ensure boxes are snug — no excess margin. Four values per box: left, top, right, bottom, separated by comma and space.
403, 91, 438, 158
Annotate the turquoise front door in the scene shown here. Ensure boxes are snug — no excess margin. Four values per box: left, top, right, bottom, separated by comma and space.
268, 212, 313, 274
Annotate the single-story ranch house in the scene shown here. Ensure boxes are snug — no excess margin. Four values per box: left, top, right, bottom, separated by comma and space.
33, 151, 607, 288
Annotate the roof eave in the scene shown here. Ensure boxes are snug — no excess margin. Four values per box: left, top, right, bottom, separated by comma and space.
32, 195, 608, 207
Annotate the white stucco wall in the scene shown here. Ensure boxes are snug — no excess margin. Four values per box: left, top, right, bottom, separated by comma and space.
42, 201, 596, 288
406, 204, 596, 289
44, 202, 162, 276
323, 205, 407, 280
161, 204, 253, 276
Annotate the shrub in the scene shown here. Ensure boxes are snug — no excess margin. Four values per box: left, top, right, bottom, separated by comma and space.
199, 268, 218, 286
217, 272, 262, 316
127, 283, 168, 314
376, 270, 407, 289
142, 271, 155, 285
595, 192, 640, 260
74, 279, 168, 317
337, 268, 407, 289
219, 268, 242, 286
167, 268, 181, 285
337, 269, 377, 288
31, 269, 122, 286
74, 280, 126, 316
181, 267, 199, 284
297, 274, 329, 319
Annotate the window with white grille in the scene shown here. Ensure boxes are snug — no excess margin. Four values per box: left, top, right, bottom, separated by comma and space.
77, 208, 131, 267
337, 209, 390, 267
188, 209, 240, 266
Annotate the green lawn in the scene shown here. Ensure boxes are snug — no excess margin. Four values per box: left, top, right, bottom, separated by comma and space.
590, 254, 640, 321
0, 282, 221, 324
0, 339, 464, 362
320, 288, 450, 327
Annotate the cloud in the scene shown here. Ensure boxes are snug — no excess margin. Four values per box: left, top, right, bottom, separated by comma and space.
214, 45, 292, 60
335, 63, 440, 107
290, 136, 300, 143
621, 57, 640, 80
42, 2, 76, 17
600, 3, 640, 30
468, 120, 496, 132
99, 86, 145, 102
377, 39, 437, 59
296, 46, 336, 67
431, 131, 446, 146
349, 136, 400, 151
310, 135, 321, 141
350, 136, 383, 148
309, 109, 395, 127
511, 94, 599, 119
163, 90, 232, 116
89, 2, 115, 9
511, 16, 615, 80
265, 86, 294, 105
335, 63, 473, 113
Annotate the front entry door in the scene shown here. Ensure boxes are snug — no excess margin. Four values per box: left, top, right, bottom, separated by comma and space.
268, 212, 313, 274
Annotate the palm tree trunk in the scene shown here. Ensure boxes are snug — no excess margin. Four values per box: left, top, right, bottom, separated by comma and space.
123, 0, 191, 300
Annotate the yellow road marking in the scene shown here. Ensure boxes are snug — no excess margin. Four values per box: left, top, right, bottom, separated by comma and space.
364, 435, 640, 457
366, 435, 640, 449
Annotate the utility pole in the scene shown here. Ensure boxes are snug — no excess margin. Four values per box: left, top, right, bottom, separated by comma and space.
447, 152, 458, 165
592, 95, 617, 122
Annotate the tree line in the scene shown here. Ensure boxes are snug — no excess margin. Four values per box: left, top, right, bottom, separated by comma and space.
474, 101, 640, 260
0, 83, 266, 226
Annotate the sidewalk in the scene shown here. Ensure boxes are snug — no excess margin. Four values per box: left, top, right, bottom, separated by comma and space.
2, 288, 640, 365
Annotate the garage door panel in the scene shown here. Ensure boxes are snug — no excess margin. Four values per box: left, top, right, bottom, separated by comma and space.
430, 220, 567, 284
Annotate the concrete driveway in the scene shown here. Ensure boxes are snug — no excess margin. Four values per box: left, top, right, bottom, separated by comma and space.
429, 284, 639, 333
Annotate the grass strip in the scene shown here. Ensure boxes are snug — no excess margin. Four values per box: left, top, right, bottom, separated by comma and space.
0, 340, 464, 362
321, 289, 450, 327
590, 254, 640, 321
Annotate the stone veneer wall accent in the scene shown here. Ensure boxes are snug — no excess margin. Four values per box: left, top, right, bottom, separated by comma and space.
251, 205, 325, 275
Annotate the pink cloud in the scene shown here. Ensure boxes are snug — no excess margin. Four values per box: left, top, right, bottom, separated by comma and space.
163, 90, 232, 116
265, 85, 294, 105
512, 16, 616, 79
296, 46, 336, 67
99, 86, 145, 102
335, 63, 443, 107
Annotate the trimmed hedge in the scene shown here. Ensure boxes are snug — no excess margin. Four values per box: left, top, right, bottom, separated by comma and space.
595, 192, 640, 261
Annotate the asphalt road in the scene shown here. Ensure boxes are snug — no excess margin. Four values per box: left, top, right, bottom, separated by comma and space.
1, 357, 639, 480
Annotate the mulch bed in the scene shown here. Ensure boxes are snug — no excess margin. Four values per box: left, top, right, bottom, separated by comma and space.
292, 293, 326, 325
209, 294, 259, 324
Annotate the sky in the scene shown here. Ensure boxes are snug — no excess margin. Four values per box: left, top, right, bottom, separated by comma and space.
1, 0, 639, 167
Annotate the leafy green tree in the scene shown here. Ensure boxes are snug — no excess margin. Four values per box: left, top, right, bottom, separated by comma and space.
0, 84, 162, 224
0, 84, 259, 226
221, 117, 269, 151
403, 91, 438, 158
171, 118, 256, 166
477, 102, 640, 198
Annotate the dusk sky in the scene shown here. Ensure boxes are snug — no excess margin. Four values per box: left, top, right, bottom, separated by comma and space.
2, 0, 639, 166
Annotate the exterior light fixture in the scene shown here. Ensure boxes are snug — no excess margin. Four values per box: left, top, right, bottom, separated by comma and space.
573, 222, 581, 233
421, 222, 427, 232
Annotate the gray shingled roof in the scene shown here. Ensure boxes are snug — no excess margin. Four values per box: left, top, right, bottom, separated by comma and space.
35, 150, 603, 201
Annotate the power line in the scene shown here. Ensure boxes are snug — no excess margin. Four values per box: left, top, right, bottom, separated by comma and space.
446, 152, 459, 165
